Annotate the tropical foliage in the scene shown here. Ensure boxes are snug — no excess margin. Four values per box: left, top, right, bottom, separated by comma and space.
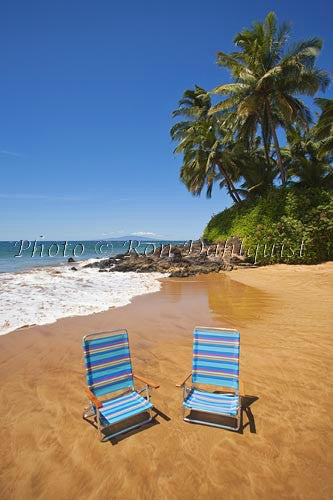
170, 86, 242, 203
171, 12, 331, 202
203, 187, 333, 264
312, 98, 333, 157
282, 128, 333, 189
171, 12, 332, 263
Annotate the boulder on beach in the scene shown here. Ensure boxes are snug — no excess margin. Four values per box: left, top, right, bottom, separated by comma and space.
82, 240, 246, 276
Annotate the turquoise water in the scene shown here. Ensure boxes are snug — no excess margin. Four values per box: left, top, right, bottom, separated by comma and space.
0, 240, 184, 273
0, 239, 186, 335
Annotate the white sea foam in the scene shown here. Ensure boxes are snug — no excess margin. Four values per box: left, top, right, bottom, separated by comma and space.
0, 264, 166, 335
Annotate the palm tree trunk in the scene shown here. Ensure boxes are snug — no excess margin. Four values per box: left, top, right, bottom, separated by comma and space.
265, 101, 286, 186
217, 162, 241, 204
261, 123, 271, 166
227, 185, 240, 204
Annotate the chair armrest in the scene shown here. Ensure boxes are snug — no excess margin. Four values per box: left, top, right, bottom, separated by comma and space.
85, 387, 103, 408
238, 378, 245, 397
133, 374, 159, 389
176, 372, 192, 387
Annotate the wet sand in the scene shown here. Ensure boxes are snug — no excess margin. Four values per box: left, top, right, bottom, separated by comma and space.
0, 264, 332, 499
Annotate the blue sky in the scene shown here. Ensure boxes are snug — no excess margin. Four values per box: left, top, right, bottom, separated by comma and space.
1, 0, 332, 240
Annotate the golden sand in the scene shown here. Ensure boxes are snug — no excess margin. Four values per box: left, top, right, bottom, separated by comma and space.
0, 263, 332, 499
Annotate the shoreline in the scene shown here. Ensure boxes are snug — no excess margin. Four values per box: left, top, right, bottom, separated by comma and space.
1, 263, 333, 499
2, 259, 331, 338
0, 264, 167, 336
0, 254, 105, 275
6, 261, 332, 338
0, 238, 185, 274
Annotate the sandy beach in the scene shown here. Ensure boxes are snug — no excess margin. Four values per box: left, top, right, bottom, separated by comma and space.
1, 263, 333, 500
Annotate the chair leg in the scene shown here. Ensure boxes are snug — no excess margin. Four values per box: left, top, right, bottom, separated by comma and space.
182, 385, 188, 420
95, 408, 104, 442
145, 384, 150, 402
83, 403, 96, 419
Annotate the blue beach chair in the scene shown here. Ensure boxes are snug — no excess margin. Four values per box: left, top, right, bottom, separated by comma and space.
82, 329, 159, 441
177, 327, 244, 431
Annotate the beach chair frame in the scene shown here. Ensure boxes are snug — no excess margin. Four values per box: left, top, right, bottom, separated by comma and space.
83, 329, 159, 441
177, 327, 243, 431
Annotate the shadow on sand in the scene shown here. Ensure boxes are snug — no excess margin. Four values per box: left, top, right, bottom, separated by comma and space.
83, 395, 257, 444
186, 394, 258, 434
83, 406, 170, 445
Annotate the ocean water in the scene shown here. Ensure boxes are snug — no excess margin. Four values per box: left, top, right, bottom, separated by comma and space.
0, 240, 182, 336
0, 240, 183, 273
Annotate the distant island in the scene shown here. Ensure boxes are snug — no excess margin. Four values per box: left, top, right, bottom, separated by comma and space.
104, 235, 169, 242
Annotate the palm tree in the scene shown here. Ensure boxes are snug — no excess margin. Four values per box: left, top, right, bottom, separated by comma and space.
171, 86, 241, 203
312, 98, 333, 157
230, 140, 278, 199
282, 128, 333, 189
209, 12, 330, 186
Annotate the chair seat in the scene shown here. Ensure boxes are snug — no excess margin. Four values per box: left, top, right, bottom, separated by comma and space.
183, 389, 239, 416
100, 391, 153, 425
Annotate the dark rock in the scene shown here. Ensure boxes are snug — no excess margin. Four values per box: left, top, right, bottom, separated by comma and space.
186, 253, 209, 265
159, 244, 172, 257
127, 250, 141, 258
188, 239, 205, 255
151, 246, 163, 258
68, 257, 75, 263
71, 266, 78, 271
114, 253, 126, 260
170, 270, 190, 277
168, 246, 183, 262
82, 241, 235, 277
84, 257, 116, 269
229, 236, 242, 256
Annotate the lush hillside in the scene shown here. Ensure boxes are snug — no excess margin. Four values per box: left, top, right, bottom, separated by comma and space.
203, 188, 333, 264
171, 12, 332, 265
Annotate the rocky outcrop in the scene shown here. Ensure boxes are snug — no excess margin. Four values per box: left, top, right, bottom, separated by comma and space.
82, 239, 255, 277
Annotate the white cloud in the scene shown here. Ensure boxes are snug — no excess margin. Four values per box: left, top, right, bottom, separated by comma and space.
131, 231, 157, 236
101, 230, 126, 236
0, 150, 23, 158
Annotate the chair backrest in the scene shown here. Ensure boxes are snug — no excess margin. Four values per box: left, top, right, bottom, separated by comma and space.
192, 327, 240, 390
82, 329, 134, 397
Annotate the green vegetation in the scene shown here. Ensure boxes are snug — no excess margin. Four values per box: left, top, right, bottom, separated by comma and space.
170, 12, 332, 263
203, 188, 333, 263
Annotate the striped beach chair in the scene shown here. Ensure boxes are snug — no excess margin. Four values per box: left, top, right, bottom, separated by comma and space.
82, 329, 159, 441
177, 327, 243, 431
